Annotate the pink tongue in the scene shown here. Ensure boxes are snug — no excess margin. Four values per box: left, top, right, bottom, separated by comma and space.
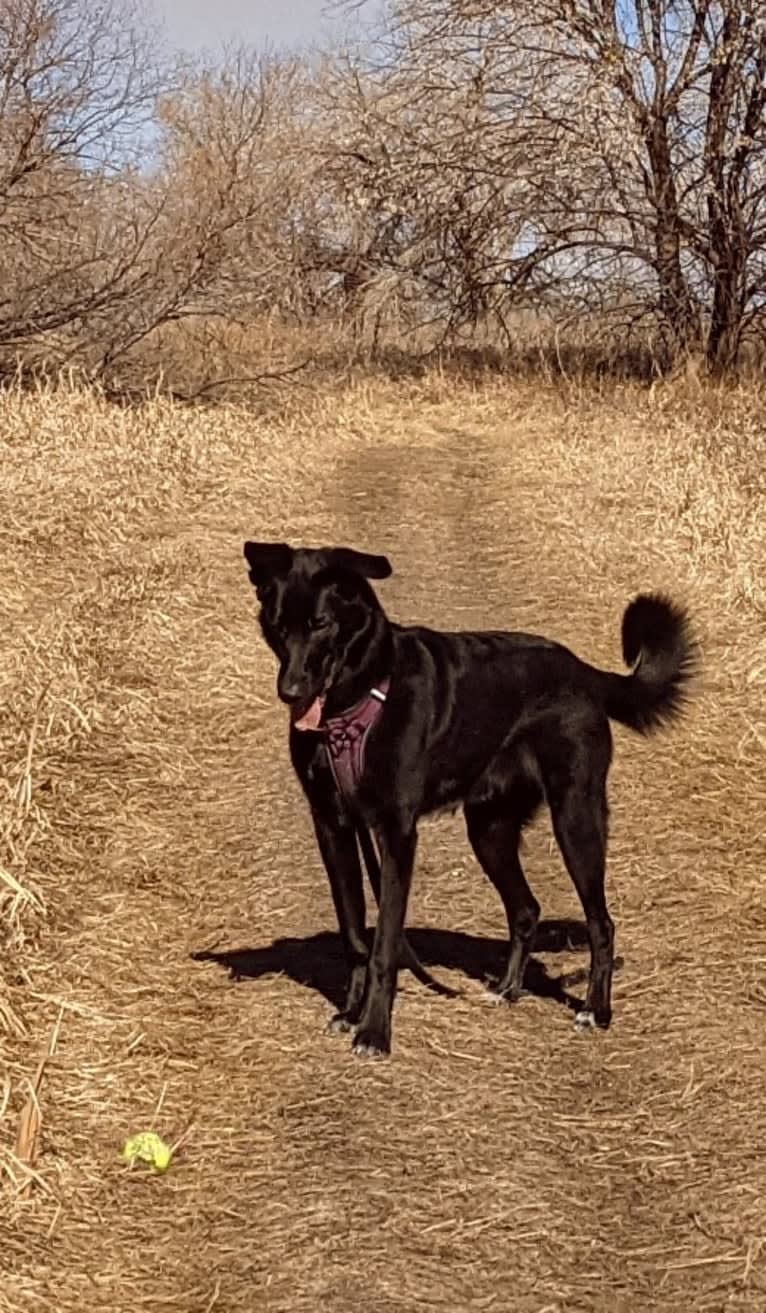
292, 696, 324, 731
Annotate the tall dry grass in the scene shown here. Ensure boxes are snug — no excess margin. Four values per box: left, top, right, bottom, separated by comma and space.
0, 368, 764, 1309
82, 309, 766, 402
1, 366, 764, 1037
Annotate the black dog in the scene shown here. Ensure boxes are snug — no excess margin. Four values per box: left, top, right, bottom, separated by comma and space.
243, 541, 696, 1059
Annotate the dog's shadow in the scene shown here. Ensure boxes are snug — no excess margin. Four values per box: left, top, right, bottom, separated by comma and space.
192, 920, 604, 1014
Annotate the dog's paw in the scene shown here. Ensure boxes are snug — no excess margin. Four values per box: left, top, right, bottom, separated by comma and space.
574, 1008, 611, 1032
352, 1026, 390, 1059
352, 1041, 389, 1059
483, 977, 525, 1006
327, 1013, 355, 1035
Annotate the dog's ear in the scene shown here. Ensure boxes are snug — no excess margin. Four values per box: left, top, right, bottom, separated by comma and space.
243, 541, 293, 589
326, 547, 393, 580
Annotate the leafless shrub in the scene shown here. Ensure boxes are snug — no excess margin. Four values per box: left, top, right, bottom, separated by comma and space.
0, 0, 168, 367
3, 0, 766, 383
326, 0, 766, 370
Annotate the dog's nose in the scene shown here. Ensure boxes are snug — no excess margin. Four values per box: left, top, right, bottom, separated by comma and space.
278, 680, 304, 705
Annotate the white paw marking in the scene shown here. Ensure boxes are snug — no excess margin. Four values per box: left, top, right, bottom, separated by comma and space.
327, 1015, 353, 1034
575, 1009, 597, 1031
352, 1042, 387, 1060
483, 982, 526, 1006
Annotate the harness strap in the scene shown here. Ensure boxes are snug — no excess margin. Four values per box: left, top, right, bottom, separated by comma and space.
324, 680, 389, 800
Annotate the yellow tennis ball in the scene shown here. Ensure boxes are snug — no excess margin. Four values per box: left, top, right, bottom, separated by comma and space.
121, 1131, 172, 1173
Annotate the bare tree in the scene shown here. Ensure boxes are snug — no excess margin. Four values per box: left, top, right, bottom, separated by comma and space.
0, 7, 318, 386
5, 0, 765, 381
331, 0, 766, 369
0, 0, 170, 363
311, 33, 579, 346
521, 0, 766, 369
82, 47, 311, 383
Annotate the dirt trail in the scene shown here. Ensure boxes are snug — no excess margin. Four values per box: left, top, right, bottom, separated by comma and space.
2, 386, 764, 1313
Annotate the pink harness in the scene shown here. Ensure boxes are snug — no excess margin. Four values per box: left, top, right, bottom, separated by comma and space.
323, 679, 390, 800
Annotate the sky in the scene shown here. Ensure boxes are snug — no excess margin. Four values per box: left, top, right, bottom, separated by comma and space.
147, 0, 377, 55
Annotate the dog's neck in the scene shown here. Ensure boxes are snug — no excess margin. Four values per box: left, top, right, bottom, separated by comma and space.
323, 609, 393, 719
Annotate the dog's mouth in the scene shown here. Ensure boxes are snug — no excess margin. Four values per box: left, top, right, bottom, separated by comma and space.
290, 694, 326, 732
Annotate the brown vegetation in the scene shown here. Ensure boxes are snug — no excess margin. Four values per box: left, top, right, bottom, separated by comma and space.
1, 370, 765, 1309
2, 0, 766, 389
2, 0, 765, 1306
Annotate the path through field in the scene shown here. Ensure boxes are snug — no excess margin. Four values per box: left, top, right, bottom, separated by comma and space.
2, 380, 765, 1312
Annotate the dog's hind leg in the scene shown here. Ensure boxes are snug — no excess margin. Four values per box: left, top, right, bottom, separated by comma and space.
541, 738, 615, 1031
356, 824, 458, 999
311, 809, 370, 1033
465, 779, 543, 1003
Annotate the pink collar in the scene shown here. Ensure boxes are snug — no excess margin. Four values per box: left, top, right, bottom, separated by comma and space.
323, 679, 390, 800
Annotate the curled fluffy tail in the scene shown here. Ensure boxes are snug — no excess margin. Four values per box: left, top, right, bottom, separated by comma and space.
601, 593, 698, 734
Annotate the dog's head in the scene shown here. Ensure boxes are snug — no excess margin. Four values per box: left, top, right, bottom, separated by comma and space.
243, 541, 392, 728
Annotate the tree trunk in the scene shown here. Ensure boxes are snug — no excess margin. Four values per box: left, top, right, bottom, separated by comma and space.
705, 198, 746, 374
647, 121, 701, 356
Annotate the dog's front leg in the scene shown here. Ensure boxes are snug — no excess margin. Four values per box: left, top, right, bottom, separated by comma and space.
310, 808, 370, 1033
353, 819, 417, 1058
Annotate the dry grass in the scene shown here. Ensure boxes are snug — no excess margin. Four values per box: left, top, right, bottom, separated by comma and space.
101, 310, 720, 402
1, 369, 765, 1311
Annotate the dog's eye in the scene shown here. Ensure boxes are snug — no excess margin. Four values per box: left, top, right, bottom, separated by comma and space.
308, 616, 329, 633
